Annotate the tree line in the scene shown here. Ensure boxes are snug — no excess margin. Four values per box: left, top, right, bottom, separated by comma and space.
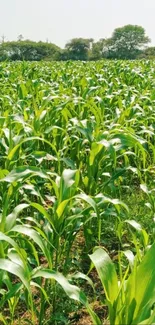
0, 25, 155, 62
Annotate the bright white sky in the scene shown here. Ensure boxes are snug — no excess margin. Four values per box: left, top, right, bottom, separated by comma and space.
0, 0, 155, 47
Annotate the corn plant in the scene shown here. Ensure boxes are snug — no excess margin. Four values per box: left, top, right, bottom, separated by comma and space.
1, 59, 155, 323
87, 242, 155, 325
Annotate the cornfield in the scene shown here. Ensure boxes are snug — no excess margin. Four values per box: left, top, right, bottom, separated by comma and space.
1, 60, 155, 324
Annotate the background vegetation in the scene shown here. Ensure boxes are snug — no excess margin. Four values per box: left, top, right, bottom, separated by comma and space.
1, 24, 155, 61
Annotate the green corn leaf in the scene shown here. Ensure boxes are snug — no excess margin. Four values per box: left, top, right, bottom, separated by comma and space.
32, 268, 101, 325
11, 225, 51, 264
6, 203, 29, 231
128, 242, 155, 324
0, 259, 30, 291
0, 313, 7, 325
30, 202, 57, 233
89, 248, 118, 304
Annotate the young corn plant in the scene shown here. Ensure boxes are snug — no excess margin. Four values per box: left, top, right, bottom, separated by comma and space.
1, 59, 155, 324
87, 242, 155, 325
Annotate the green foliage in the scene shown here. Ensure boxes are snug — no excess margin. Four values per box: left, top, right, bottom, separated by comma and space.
65, 38, 93, 61
0, 40, 61, 61
0, 25, 152, 61
140, 46, 155, 59
0, 60, 155, 323
103, 25, 150, 59
88, 242, 155, 325
89, 39, 105, 60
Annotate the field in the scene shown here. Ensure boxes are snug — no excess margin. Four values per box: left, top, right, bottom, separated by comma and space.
1, 60, 155, 324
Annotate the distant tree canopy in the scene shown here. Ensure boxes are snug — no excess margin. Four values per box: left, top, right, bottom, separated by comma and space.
0, 40, 61, 61
103, 25, 150, 59
0, 25, 153, 61
89, 39, 106, 60
139, 47, 155, 59
64, 38, 93, 61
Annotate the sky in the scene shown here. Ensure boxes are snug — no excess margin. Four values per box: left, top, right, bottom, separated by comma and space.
0, 0, 155, 48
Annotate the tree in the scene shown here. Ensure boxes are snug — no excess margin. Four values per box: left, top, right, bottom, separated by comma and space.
17, 34, 24, 42
103, 25, 150, 59
0, 26, 152, 62
0, 41, 61, 61
89, 39, 106, 60
65, 38, 92, 61
139, 47, 155, 59
1, 35, 6, 43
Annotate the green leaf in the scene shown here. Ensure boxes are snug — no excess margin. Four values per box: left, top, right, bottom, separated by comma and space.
0, 259, 30, 291
89, 248, 118, 304
129, 242, 155, 324
0, 313, 7, 324
1, 166, 51, 183
7, 136, 57, 161
59, 169, 79, 202
32, 268, 101, 325
6, 203, 29, 231
11, 225, 51, 264
30, 202, 57, 233
56, 199, 70, 218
